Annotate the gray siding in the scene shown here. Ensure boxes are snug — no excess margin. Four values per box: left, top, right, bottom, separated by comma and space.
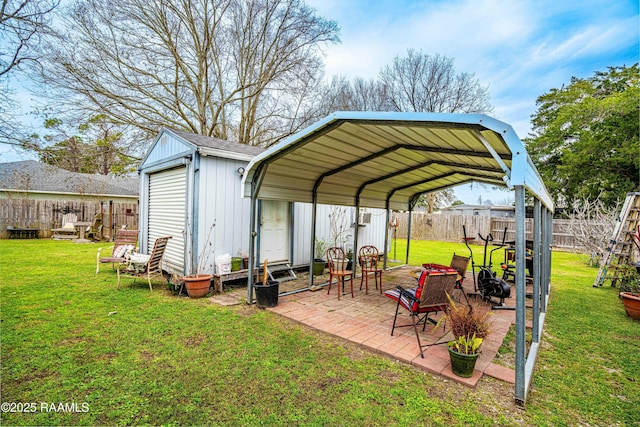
196, 156, 252, 272
138, 128, 389, 275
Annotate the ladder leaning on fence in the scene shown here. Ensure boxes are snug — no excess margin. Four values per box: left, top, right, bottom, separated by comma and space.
593, 192, 640, 287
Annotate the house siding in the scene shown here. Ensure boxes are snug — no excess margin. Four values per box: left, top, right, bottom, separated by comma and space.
139, 129, 388, 277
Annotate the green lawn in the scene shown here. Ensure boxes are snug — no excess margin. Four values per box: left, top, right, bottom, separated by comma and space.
1, 239, 638, 426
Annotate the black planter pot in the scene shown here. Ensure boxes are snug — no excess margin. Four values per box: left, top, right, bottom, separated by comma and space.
255, 280, 279, 308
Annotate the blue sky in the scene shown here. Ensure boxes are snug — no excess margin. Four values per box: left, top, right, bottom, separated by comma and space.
306, 0, 639, 204
2, 0, 638, 204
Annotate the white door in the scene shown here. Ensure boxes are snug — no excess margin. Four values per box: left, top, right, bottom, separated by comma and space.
148, 167, 186, 273
260, 201, 289, 263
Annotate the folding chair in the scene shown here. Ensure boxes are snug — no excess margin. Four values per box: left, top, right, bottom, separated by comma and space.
358, 245, 383, 294
326, 247, 354, 300
117, 236, 172, 291
449, 253, 471, 304
384, 270, 457, 358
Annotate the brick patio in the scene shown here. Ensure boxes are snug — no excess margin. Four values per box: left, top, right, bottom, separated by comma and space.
212, 265, 521, 387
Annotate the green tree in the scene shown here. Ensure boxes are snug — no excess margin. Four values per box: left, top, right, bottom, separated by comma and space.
526, 64, 640, 208
24, 116, 138, 175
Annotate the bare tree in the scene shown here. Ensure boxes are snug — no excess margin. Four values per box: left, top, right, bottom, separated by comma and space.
0, 0, 59, 147
328, 205, 351, 248
379, 49, 492, 114
319, 75, 390, 114
318, 50, 493, 210
0, 0, 59, 76
33, 0, 339, 146
561, 195, 622, 264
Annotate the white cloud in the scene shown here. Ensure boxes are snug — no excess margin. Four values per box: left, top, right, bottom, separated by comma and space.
307, 0, 639, 191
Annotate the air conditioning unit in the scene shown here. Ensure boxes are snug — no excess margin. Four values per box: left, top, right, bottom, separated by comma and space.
358, 211, 371, 225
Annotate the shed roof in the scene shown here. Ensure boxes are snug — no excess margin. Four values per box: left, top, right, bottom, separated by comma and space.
242, 112, 553, 211
0, 160, 139, 197
166, 128, 265, 158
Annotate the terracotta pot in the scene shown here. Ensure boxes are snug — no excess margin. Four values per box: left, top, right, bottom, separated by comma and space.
620, 292, 640, 321
184, 274, 212, 298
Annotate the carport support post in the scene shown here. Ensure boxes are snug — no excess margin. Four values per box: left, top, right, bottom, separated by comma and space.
309, 195, 318, 286
353, 202, 360, 268
532, 199, 541, 341
383, 206, 390, 269
514, 185, 526, 405
247, 191, 257, 304
406, 205, 413, 264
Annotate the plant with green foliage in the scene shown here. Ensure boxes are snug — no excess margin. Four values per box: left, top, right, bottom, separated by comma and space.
617, 263, 640, 295
449, 333, 483, 355
526, 64, 640, 208
314, 237, 328, 260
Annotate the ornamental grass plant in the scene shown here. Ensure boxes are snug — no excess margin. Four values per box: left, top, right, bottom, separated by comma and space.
440, 293, 492, 341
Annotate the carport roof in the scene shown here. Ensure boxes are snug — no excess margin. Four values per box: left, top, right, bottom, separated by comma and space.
242, 112, 553, 211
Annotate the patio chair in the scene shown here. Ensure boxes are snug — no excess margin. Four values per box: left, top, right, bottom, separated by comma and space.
51, 213, 78, 240
326, 247, 354, 300
359, 245, 383, 294
96, 229, 139, 273
449, 253, 470, 304
85, 213, 103, 241
384, 269, 457, 358
117, 236, 172, 291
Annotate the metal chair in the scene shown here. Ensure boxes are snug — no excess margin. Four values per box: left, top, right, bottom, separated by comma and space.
117, 236, 171, 291
359, 245, 382, 294
326, 247, 354, 300
384, 270, 457, 358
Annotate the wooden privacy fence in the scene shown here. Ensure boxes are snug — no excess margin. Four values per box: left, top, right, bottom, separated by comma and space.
1, 199, 138, 239
394, 212, 577, 249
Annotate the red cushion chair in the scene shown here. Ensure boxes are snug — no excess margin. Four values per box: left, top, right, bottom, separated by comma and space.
384, 268, 457, 358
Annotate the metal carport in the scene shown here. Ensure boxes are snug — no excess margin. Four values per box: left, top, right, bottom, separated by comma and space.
241, 111, 554, 406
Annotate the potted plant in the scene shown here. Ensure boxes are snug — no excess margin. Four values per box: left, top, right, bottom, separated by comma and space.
346, 248, 354, 271
618, 263, 640, 321
313, 238, 328, 275
437, 294, 491, 377
254, 260, 279, 308
183, 224, 215, 298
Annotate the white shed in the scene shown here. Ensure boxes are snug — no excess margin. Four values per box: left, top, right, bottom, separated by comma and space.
137, 128, 387, 277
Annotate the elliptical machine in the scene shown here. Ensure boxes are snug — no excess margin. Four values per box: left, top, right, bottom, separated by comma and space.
474, 228, 513, 310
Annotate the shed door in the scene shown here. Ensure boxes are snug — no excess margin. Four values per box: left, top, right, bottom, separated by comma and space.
148, 167, 186, 273
260, 201, 289, 263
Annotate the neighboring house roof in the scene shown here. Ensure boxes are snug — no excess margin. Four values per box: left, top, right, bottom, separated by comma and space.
0, 160, 139, 197
441, 204, 515, 211
166, 128, 266, 157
